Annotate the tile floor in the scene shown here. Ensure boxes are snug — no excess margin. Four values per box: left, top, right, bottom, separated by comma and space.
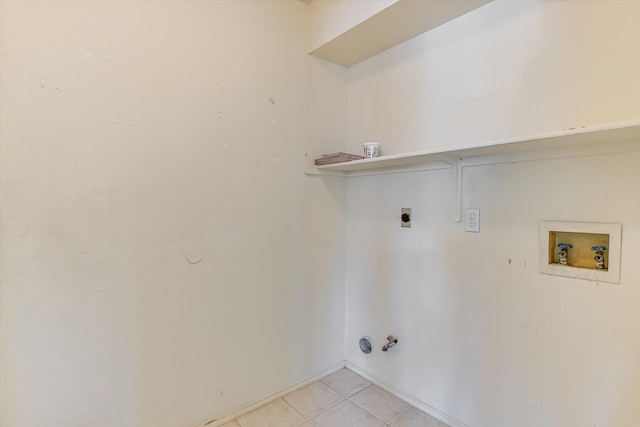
219, 368, 449, 427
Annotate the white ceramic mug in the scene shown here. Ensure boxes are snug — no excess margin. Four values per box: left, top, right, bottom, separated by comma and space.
363, 142, 380, 158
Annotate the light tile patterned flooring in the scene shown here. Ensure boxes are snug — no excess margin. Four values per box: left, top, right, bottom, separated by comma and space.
220, 368, 449, 427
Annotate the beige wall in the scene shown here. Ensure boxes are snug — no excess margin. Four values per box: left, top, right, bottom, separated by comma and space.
3, 1, 640, 427
0, 1, 346, 426
343, 1, 640, 426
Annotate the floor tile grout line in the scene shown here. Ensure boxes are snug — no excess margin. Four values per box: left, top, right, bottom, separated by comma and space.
348, 399, 390, 426
318, 378, 354, 399
294, 394, 347, 426
348, 384, 413, 426
363, 405, 393, 426
236, 397, 308, 427
279, 396, 310, 424
319, 378, 353, 399
387, 404, 414, 425
320, 377, 371, 400
312, 396, 389, 427
280, 378, 352, 427
349, 383, 374, 399
320, 368, 374, 397
284, 378, 350, 424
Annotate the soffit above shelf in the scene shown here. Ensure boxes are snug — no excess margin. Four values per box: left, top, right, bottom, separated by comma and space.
309, 0, 493, 67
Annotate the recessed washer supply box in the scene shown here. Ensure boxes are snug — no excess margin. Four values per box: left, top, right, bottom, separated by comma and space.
539, 221, 622, 284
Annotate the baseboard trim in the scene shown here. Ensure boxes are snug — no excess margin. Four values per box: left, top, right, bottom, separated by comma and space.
197, 361, 346, 427
344, 361, 470, 427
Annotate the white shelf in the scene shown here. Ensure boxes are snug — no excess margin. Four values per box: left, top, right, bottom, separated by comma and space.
308, 120, 640, 175
305, 120, 640, 222
309, 0, 492, 68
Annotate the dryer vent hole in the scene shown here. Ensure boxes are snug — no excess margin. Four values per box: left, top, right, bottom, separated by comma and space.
359, 337, 372, 354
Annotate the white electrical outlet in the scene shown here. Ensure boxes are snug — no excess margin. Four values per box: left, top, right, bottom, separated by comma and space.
465, 209, 480, 232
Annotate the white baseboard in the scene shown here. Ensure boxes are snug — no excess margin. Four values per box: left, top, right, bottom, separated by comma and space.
344, 361, 470, 427
197, 361, 346, 427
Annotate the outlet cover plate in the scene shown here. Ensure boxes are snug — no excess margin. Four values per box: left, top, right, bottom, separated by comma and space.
465, 209, 480, 232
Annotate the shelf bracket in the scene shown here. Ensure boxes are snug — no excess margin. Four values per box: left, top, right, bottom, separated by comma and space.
436, 156, 462, 223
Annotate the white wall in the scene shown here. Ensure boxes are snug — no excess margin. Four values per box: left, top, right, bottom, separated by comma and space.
0, 1, 347, 426
344, 1, 640, 426
345, 0, 640, 155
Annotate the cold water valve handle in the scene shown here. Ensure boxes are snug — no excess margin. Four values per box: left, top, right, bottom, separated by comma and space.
382, 335, 398, 352
592, 246, 607, 270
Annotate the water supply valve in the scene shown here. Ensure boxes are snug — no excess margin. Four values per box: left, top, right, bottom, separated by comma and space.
557, 243, 572, 265
382, 335, 398, 352
592, 245, 608, 270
